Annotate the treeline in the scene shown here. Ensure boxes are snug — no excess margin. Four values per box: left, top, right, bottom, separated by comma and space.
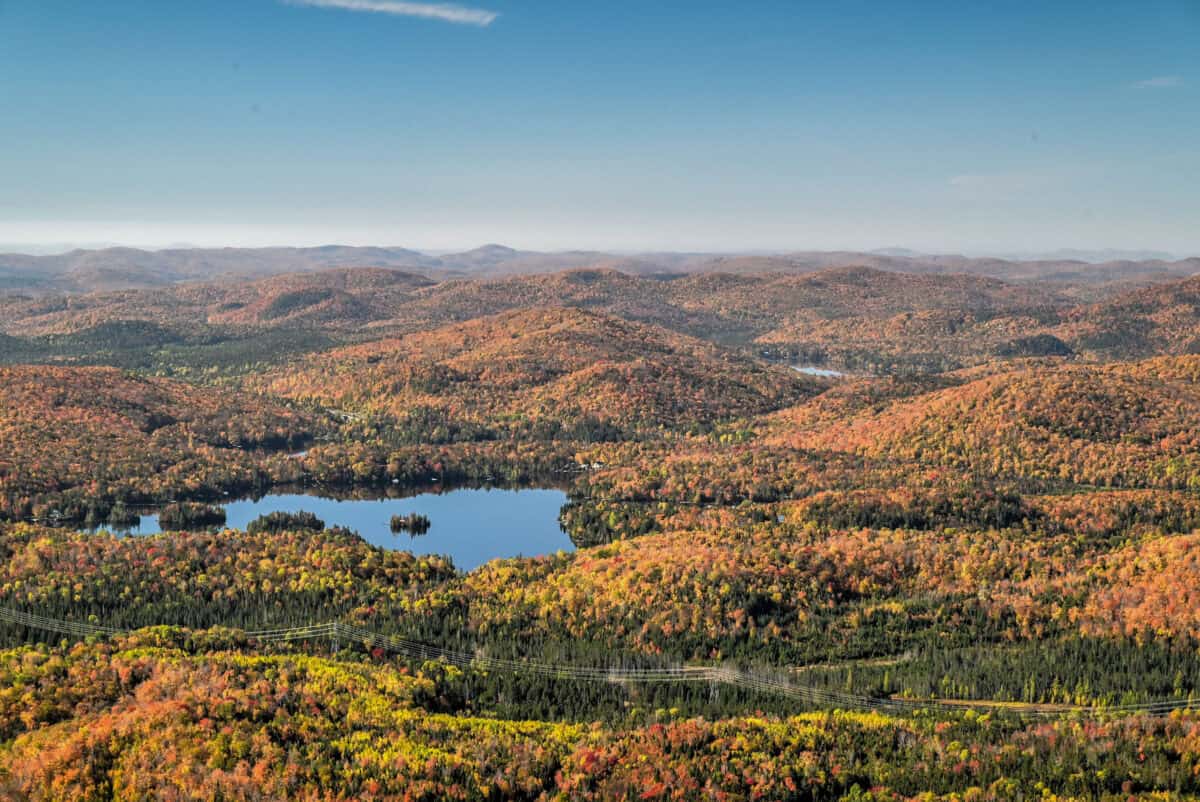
0, 524, 455, 633
801, 636, 1200, 708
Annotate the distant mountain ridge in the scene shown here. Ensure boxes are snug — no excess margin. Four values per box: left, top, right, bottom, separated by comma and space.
995, 249, 1179, 263
2, 244, 1196, 296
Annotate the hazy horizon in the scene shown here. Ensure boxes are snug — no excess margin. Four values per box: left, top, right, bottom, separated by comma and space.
0, 237, 1192, 264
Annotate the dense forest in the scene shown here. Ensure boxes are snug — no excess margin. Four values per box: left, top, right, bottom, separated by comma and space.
3, 264, 1200, 799
4, 264, 1199, 375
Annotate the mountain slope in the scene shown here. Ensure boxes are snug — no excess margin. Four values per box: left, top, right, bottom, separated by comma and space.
0, 366, 312, 520
1048, 274, 1200, 358
779, 356, 1200, 489
263, 307, 818, 436
0, 268, 434, 335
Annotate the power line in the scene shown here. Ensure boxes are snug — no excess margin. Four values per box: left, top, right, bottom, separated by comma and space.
1, 604, 1196, 719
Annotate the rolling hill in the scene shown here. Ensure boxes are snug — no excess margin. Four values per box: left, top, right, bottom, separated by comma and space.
778, 356, 1200, 490
1047, 274, 1200, 359
262, 307, 819, 436
3, 263, 1197, 379
0, 366, 313, 521
0, 267, 433, 336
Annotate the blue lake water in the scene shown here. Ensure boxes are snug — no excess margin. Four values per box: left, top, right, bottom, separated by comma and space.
792, 365, 845, 377
99, 487, 573, 572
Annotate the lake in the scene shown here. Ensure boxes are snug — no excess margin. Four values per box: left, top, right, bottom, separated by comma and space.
97, 487, 573, 571
792, 365, 845, 377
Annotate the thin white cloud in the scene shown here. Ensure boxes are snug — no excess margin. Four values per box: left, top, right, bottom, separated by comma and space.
1133, 75, 1182, 89
285, 0, 498, 26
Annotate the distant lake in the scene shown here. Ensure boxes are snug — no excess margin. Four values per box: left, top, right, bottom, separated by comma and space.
95, 487, 573, 572
792, 365, 845, 377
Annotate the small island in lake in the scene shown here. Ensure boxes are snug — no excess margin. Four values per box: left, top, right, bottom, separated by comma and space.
389, 512, 431, 535
247, 510, 324, 534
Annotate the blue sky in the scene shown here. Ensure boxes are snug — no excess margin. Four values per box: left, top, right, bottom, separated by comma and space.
1, 0, 1196, 253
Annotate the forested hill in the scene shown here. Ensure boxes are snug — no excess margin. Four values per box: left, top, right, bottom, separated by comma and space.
259, 306, 820, 437
0, 365, 314, 521
2, 262, 1199, 374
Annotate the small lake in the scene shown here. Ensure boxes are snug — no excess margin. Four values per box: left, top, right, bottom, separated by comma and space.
96, 487, 573, 572
792, 365, 845, 377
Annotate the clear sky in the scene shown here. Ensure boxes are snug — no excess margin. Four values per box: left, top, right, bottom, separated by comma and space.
1, 0, 1197, 254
